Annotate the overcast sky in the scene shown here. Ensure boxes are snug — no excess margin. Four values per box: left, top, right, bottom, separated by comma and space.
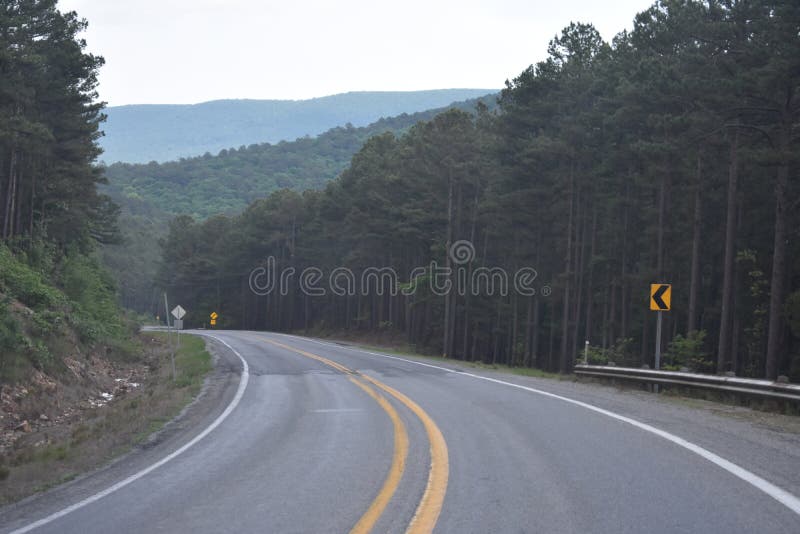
57, 0, 655, 107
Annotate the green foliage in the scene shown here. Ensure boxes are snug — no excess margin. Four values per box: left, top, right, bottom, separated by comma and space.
143, 0, 799, 379
664, 331, 713, 373
0, 297, 23, 352
31, 310, 65, 337
103, 98, 495, 220
61, 254, 121, 326
0, 245, 66, 310
583, 339, 636, 367
168, 334, 212, 389
0, 0, 115, 250
29, 340, 54, 371
0, 2, 134, 387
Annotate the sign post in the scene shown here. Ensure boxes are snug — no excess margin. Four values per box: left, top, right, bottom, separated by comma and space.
171, 305, 187, 351
650, 284, 672, 392
164, 293, 176, 381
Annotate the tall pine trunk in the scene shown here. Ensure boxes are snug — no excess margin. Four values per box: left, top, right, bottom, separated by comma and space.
765, 121, 790, 379
559, 162, 575, 373
442, 169, 454, 357
688, 152, 703, 334
717, 127, 739, 373
584, 207, 597, 346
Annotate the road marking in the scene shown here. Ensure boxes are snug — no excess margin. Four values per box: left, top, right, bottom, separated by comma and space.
257, 336, 449, 534
256, 337, 410, 534
288, 334, 800, 518
360, 375, 449, 534
10, 333, 250, 534
347, 377, 409, 534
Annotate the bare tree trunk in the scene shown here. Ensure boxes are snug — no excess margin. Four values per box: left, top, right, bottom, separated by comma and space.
608, 277, 617, 347
717, 127, 739, 373
657, 161, 671, 278
620, 179, 631, 340
532, 296, 540, 367
765, 124, 789, 379
3, 150, 18, 239
601, 282, 609, 349
524, 296, 533, 367
584, 207, 597, 346
510, 291, 519, 365
688, 152, 703, 334
463, 175, 480, 361
547, 301, 555, 371
492, 300, 501, 364
29, 162, 36, 239
560, 162, 574, 373
443, 169, 454, 357
15, 164, 23, 238
471, 230, 490, 360
571, 189, 586, 363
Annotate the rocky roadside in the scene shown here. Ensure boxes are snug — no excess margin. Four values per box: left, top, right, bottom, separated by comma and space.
0, 334, 193, 503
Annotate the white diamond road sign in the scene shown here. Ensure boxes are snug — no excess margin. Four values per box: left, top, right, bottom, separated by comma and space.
171, 305, 186, 320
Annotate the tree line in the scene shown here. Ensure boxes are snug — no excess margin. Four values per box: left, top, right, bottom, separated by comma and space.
1, 0, 117, 251
159, 0, 799, 379
103, 97, 495, 219
1, 1, 132, 381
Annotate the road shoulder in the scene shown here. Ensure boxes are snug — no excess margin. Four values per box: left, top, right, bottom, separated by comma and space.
0, 334, 242, 531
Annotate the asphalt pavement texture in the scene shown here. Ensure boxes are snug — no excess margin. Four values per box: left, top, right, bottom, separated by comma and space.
1, 330, 798, 533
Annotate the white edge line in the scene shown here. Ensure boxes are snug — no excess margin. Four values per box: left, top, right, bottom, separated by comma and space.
279, 332, 800, 517
11, 333, 250, 534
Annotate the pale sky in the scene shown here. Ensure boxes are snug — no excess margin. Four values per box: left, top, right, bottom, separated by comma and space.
57, 0, 655, 107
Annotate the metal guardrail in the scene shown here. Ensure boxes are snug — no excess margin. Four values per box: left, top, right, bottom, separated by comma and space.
573, 364, 800, 404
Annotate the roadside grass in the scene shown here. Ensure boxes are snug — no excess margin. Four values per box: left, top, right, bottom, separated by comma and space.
0, 332, 213, 504
171, 334, 213, 391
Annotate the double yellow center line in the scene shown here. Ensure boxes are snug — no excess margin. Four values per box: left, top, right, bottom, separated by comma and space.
255, 337, 449, 534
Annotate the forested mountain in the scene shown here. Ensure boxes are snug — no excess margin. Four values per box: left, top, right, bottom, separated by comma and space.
100, 90, 496, 164
158, 0, 800, 380
101, 96, 496, 311
103, 96, 494, 218
1, 1, 130, 382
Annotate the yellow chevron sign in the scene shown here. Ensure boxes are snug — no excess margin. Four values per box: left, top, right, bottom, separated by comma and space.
650, 284, 671, 311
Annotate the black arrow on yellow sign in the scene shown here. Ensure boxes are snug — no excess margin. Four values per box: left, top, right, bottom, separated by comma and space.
650, 284, 671, 311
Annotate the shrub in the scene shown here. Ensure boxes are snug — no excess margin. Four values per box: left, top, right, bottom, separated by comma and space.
0, 298, 23, 352
581, 338, 636, 366
0, 245, 66, 310
60, 253, 125, 341
664, 330, 713, 372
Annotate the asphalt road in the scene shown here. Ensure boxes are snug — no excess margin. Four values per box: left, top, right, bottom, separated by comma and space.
2, 330, 799, 533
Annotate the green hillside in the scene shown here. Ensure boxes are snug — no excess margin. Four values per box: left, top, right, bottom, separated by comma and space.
101, 94, 495, 313
103, 96, 495, 219
0, 2, 135, 382
100, 90, 496, 164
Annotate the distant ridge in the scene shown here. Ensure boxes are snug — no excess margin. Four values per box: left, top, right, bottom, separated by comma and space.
104, 93, 497, 219
100, 89, 497, 164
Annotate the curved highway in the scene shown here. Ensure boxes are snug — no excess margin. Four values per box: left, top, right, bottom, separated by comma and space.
2, 330, 799, 533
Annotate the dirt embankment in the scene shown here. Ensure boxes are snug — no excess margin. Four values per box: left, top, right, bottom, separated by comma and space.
0, 333, 203, 504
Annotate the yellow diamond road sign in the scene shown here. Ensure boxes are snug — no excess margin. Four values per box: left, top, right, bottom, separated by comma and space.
650, 284, 671, 311
210, 312, 218, 320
